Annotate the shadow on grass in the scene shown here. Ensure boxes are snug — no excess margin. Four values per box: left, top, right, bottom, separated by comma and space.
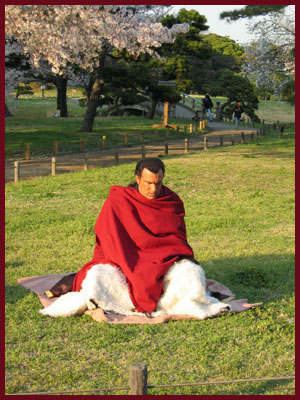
203, 253, 295, 305
5, 261, 25, 268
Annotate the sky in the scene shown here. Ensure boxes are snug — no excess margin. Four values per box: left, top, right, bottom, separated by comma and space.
170, 5, 258, 44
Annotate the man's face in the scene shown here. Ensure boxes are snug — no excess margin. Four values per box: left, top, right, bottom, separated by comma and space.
135, 168, 164, 200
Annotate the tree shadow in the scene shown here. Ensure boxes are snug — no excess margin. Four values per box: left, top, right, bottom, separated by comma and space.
201, 253, 294, 304
5, 261, 25, 268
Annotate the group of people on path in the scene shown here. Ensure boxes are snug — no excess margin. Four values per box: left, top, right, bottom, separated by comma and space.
201, 94, 244, 129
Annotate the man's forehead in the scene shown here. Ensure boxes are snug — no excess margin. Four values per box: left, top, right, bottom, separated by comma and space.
141, 168, 163, 179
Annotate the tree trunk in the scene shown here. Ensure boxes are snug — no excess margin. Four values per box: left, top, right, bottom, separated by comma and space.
147, 99, 158, 119
81, 52, 106, 132
55, 76, 68, 117
5, 103, 12, 117
81, 79, 103, 132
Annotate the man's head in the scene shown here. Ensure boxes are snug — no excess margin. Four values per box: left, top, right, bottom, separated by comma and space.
134, 158, 165, 200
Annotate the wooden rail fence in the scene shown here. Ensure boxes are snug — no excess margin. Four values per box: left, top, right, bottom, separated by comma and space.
8, 120, 284, 184
8, 362, 295, 395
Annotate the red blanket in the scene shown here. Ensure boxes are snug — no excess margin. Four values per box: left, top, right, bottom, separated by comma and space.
73, 185, 194, 313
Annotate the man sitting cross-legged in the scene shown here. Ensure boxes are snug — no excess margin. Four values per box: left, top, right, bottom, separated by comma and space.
40, 158, 230, 318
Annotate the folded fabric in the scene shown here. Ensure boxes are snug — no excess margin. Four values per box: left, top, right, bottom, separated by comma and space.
18, 273, 262, 324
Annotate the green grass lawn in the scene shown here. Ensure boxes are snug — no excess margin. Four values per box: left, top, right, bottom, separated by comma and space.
5, 96, 295, 161
5, 126, 295, 395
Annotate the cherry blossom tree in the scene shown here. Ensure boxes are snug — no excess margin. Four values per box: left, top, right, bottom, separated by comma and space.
5, 5, 189, 131
242, 6, 295, 101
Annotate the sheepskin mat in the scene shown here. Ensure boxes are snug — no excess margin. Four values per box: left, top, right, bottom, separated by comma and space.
17, 273, 262, 324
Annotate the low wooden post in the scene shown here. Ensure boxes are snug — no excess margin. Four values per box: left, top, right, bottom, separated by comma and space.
25, 144, 30, 160
141, 144, 145, 159
83, 155, 88, 171
54, 141, 58, 155
51, 157, 56, 176
231, 134, 235, 146
251, 132, 254, 141
14, 161, 19, 183
184, 137, 188, 154
220, 135, 223, 147
102, 136, 106, 149
164, 141, 168, 155
280, 126, 285, 138
115, 152, 119, 164
256, 130, 260, 139
189, 124, 193, 134
241, 132, 245, 144
204, 136, 208, 150
129, 363, 148, 395
176, 126, 180, 133
154, 129, 158, 140
80, 138, 84, 153
199, 120, 203, 130
124, 133, 129, 147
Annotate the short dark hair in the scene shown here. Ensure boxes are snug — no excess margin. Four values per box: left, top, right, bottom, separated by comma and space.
134, 157, 165, 177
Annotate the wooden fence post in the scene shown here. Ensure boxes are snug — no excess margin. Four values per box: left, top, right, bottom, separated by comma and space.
14, 161, 19, 183
25, 144, 30, 160
251, 132, 254, 141
164, 141, 168, 155
204, 136, 208, 150
83, 155, 88, 171
141, 144, 146, 159
51, 157, 56, 176
199, 120, 203, 130
102, 136, 106, 149
185, 138, 188, 154
220, 135, 223, 147
80, 138, 84, 153
54, 141, 58, 155
189, 124, 193, 134
241, 132, 245, 144
115, 152, 119, 164
231, 134, 235, 146
125, 133, 129, 147
280, 126, 285, 138
129, 363, 148, 395
256, 130, 260, 139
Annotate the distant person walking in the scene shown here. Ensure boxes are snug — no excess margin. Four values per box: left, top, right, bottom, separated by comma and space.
202, 94, 214, 122
233, 100, 244, 130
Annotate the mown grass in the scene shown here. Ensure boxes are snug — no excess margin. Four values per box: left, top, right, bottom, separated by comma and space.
5, 122, 295, 395
5, 96, 295, 161
5, 98, 205, 161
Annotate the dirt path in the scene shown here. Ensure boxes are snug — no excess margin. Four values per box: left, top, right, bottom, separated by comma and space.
5, 124, 257, 183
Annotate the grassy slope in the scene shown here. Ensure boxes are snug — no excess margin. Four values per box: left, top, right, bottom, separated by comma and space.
5, 126, 295, 395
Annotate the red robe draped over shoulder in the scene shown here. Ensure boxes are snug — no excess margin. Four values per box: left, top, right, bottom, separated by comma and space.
72, 185, 194, 313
